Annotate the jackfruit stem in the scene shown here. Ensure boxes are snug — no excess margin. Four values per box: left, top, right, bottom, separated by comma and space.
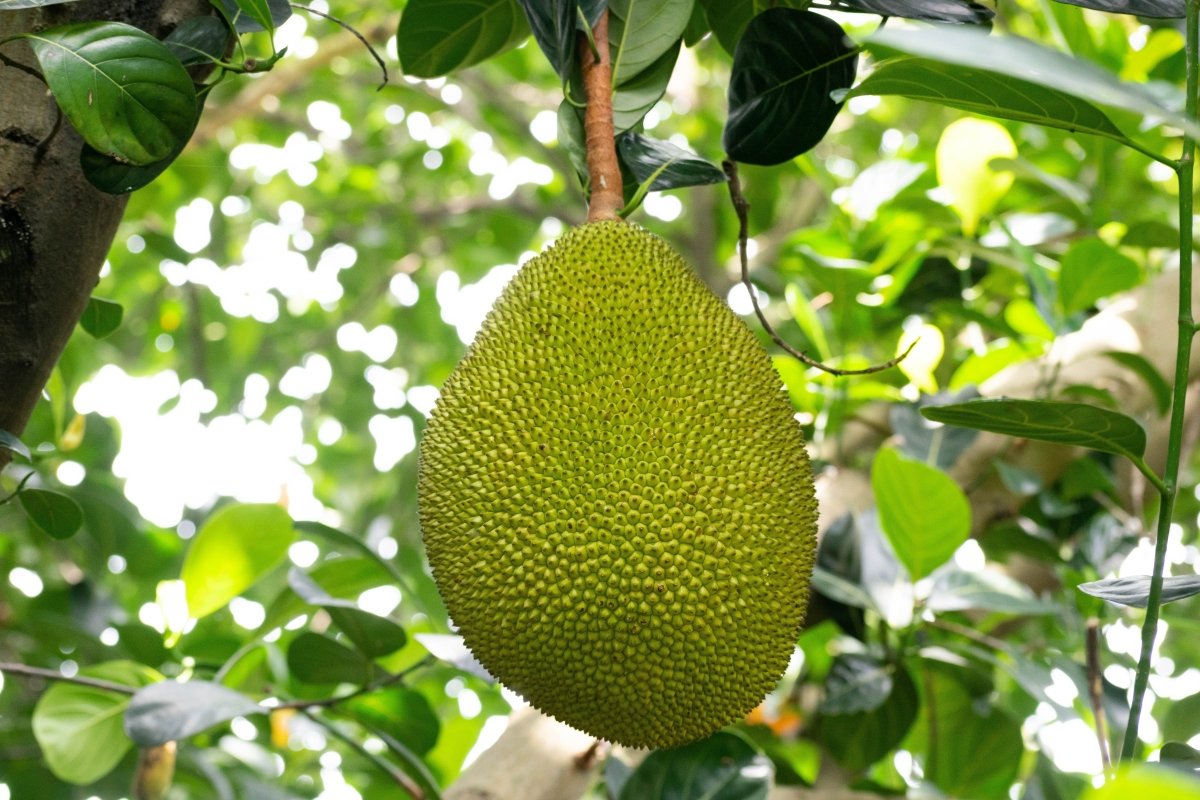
580, 11, 622, 222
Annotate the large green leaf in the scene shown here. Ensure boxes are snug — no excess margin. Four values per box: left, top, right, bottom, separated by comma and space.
819, 663, 918, 771
618, 132, 727, 192
698, 0, 758, 55
865, 26, 1200, 140
846, 57, 1132, 145
611, 40, 680, 133
1083, 765, 1200, 799
342, 688, 441, 755
31, 661, 162, 785
618, 730, 772, 800
608, 0, 692, 86
181, 503, 295, 618
1078, 575, 1200, 609
286, 632, 372, 685
871, 447, 970, 581
921, 398, 1147, 460
288, 568, 407, 658
397, 0, 530, 78
922, 673, 1024, 799
1059, 239, 1141, 315
125, 681, 263, 746
20, 488, 83, 539
724, 8, 857, 165
515, 0, 577, 80
20, 22, 197, 164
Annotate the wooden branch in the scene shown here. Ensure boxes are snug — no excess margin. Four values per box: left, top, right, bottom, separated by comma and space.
579, 12, 622, 222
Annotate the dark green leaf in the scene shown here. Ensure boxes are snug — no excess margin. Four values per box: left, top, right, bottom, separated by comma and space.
515, 0, 577, 81
819, 664, 918, 771
618, 133, 726, 193
923, 673, 1024, 798
31, 661, 161, 785
79, 297, 123, 339
20, 488, 84, 539
342, 688, 440, 755
287, 569, 407, 658
865, 26, 1200, 139
1078, 575, 1200, 608
724, 9, 857, 166
1162, 692, 1200, 743
698, 0, 756, 55
1160, 742, 1200, 771
846, 57, 1131, 145
1122, 220, 1179, 249
871, 447, 970, 581
821, 0, 993, 23
1102, 351, 1172, 416
22, 22, 197, 164
921, 398, 1148, 460
397, 0, 530, 78
927, 566, 1059, 615
287, 632, 372, 685
611, 40, 679, 132
820, 654, 893, 715
1053, 0, 1184, 18
215, 0, 292, 33
125, 681, 263, 746
0, 428, 31, 460
1059, 239, 1141, 315
164, 16, 232, 67
232, 0, 282, 34
618, 730, 772, 800
608, 0, 692, 86
181, 503, 295, 618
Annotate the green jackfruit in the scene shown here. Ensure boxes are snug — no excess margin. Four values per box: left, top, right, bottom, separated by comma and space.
418, 221, 818, 749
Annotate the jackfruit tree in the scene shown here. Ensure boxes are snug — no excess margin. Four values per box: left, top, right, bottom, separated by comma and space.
2, 2, 1200, 800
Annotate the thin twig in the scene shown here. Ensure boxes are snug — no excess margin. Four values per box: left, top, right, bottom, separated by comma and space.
300, 709, 426, 799
272, 655, 434, 711
928, 618, 1008, 652
722, 160, 916, 376
1086, 618, 1112, 775
0, 52, 44, 83
0, 662, 137, 695
289, 3, 388, 90
580, 11, 622, 222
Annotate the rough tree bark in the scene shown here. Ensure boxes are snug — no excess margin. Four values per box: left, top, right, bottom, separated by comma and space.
0, 0, 208, 473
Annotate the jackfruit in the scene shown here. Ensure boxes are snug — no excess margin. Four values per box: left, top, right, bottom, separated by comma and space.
418, 221, 818, 749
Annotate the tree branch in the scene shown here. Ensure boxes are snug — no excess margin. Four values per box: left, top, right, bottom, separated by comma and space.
579, 12, 622, 222
0, 661, 137, 695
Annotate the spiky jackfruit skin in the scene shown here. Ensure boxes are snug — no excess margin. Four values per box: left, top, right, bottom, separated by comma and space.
418, 221, 817, 749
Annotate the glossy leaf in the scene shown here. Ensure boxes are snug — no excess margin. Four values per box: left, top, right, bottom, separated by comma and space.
22, 22, 197, 164
927, 566, 1059, 615
1059, 239, 1140, 315
865, 26, 1200, 139
215, 0, 291, 33
618, 730, 772, 800
20, 488, 84, 539
181, 503, 295, 618
724, 9, 857, 166
125, 681, 263, 746
342, 688, 441, 755
397, 0, 530, 78
0, 429, 31, 460
811, 566, 878, 612
1078, 575, 1200, 608
821, 0, 994, 23
1054, 0, 1184, 18
921, 398, 1148, 460
698, 0, 757, 55
820, 654, 893, 715
608, 0, 692, 86
871, 447, 971, 582
618, 133, 727, 193
164, 16, 232, 67
80, 296, 123, 339
231, 0, 282, 34
288, 568, 407, 658
31, 661, 161, 785
287, 632, 372, 685
516, 0, 577, 81
819, 664, 918, 771
847, 57, 1130, 145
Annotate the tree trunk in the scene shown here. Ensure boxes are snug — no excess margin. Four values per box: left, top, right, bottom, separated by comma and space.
0, 0, 208, 473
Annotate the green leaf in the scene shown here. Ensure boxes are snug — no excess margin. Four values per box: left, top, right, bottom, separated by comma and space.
342, 688, 441, 755
288, 568, 407, 658
611, 40, 680, 132
1059, 239, 1141, 315
1160, 741, 1200, 771
20, 488, 84, 539
724, 8, 858, 166
608, 0, 692, 86
232, 0, 282, 34
31, 661, 161, 785
618, 730, 773, 800
1054, 0, 1183, 18
847, 57, 1132, 146
1078, 575, 1200, 608
698, 0, 757, 55
125, 681, 263, 746
921, 398, 1148, 460
215, 0, 292, 33
871, 447, 970, 581
922, 673, 1024, 799
927, 566, 1059, 615
164, 16, 232, 67
865, 26, 1200, 140
820, 654, 893, 715
286, 632, 372, 685
618, 133, 727, 193
1162, 691, 1200, 743
21, 22, 198, 164
811, 566, 878, 612
80, 297, 123, 339
1083, 765, 1200, 799
0, 429, 31, 461
397, 0, 530, 78
514, 0, 576, 81
181, 503, 295, 618
819, 663, 918, 771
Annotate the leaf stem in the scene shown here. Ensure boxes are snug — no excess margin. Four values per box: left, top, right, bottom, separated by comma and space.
0, 661, 136, 695
1119, 0, 1199, 762
272, 655, 434, 711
